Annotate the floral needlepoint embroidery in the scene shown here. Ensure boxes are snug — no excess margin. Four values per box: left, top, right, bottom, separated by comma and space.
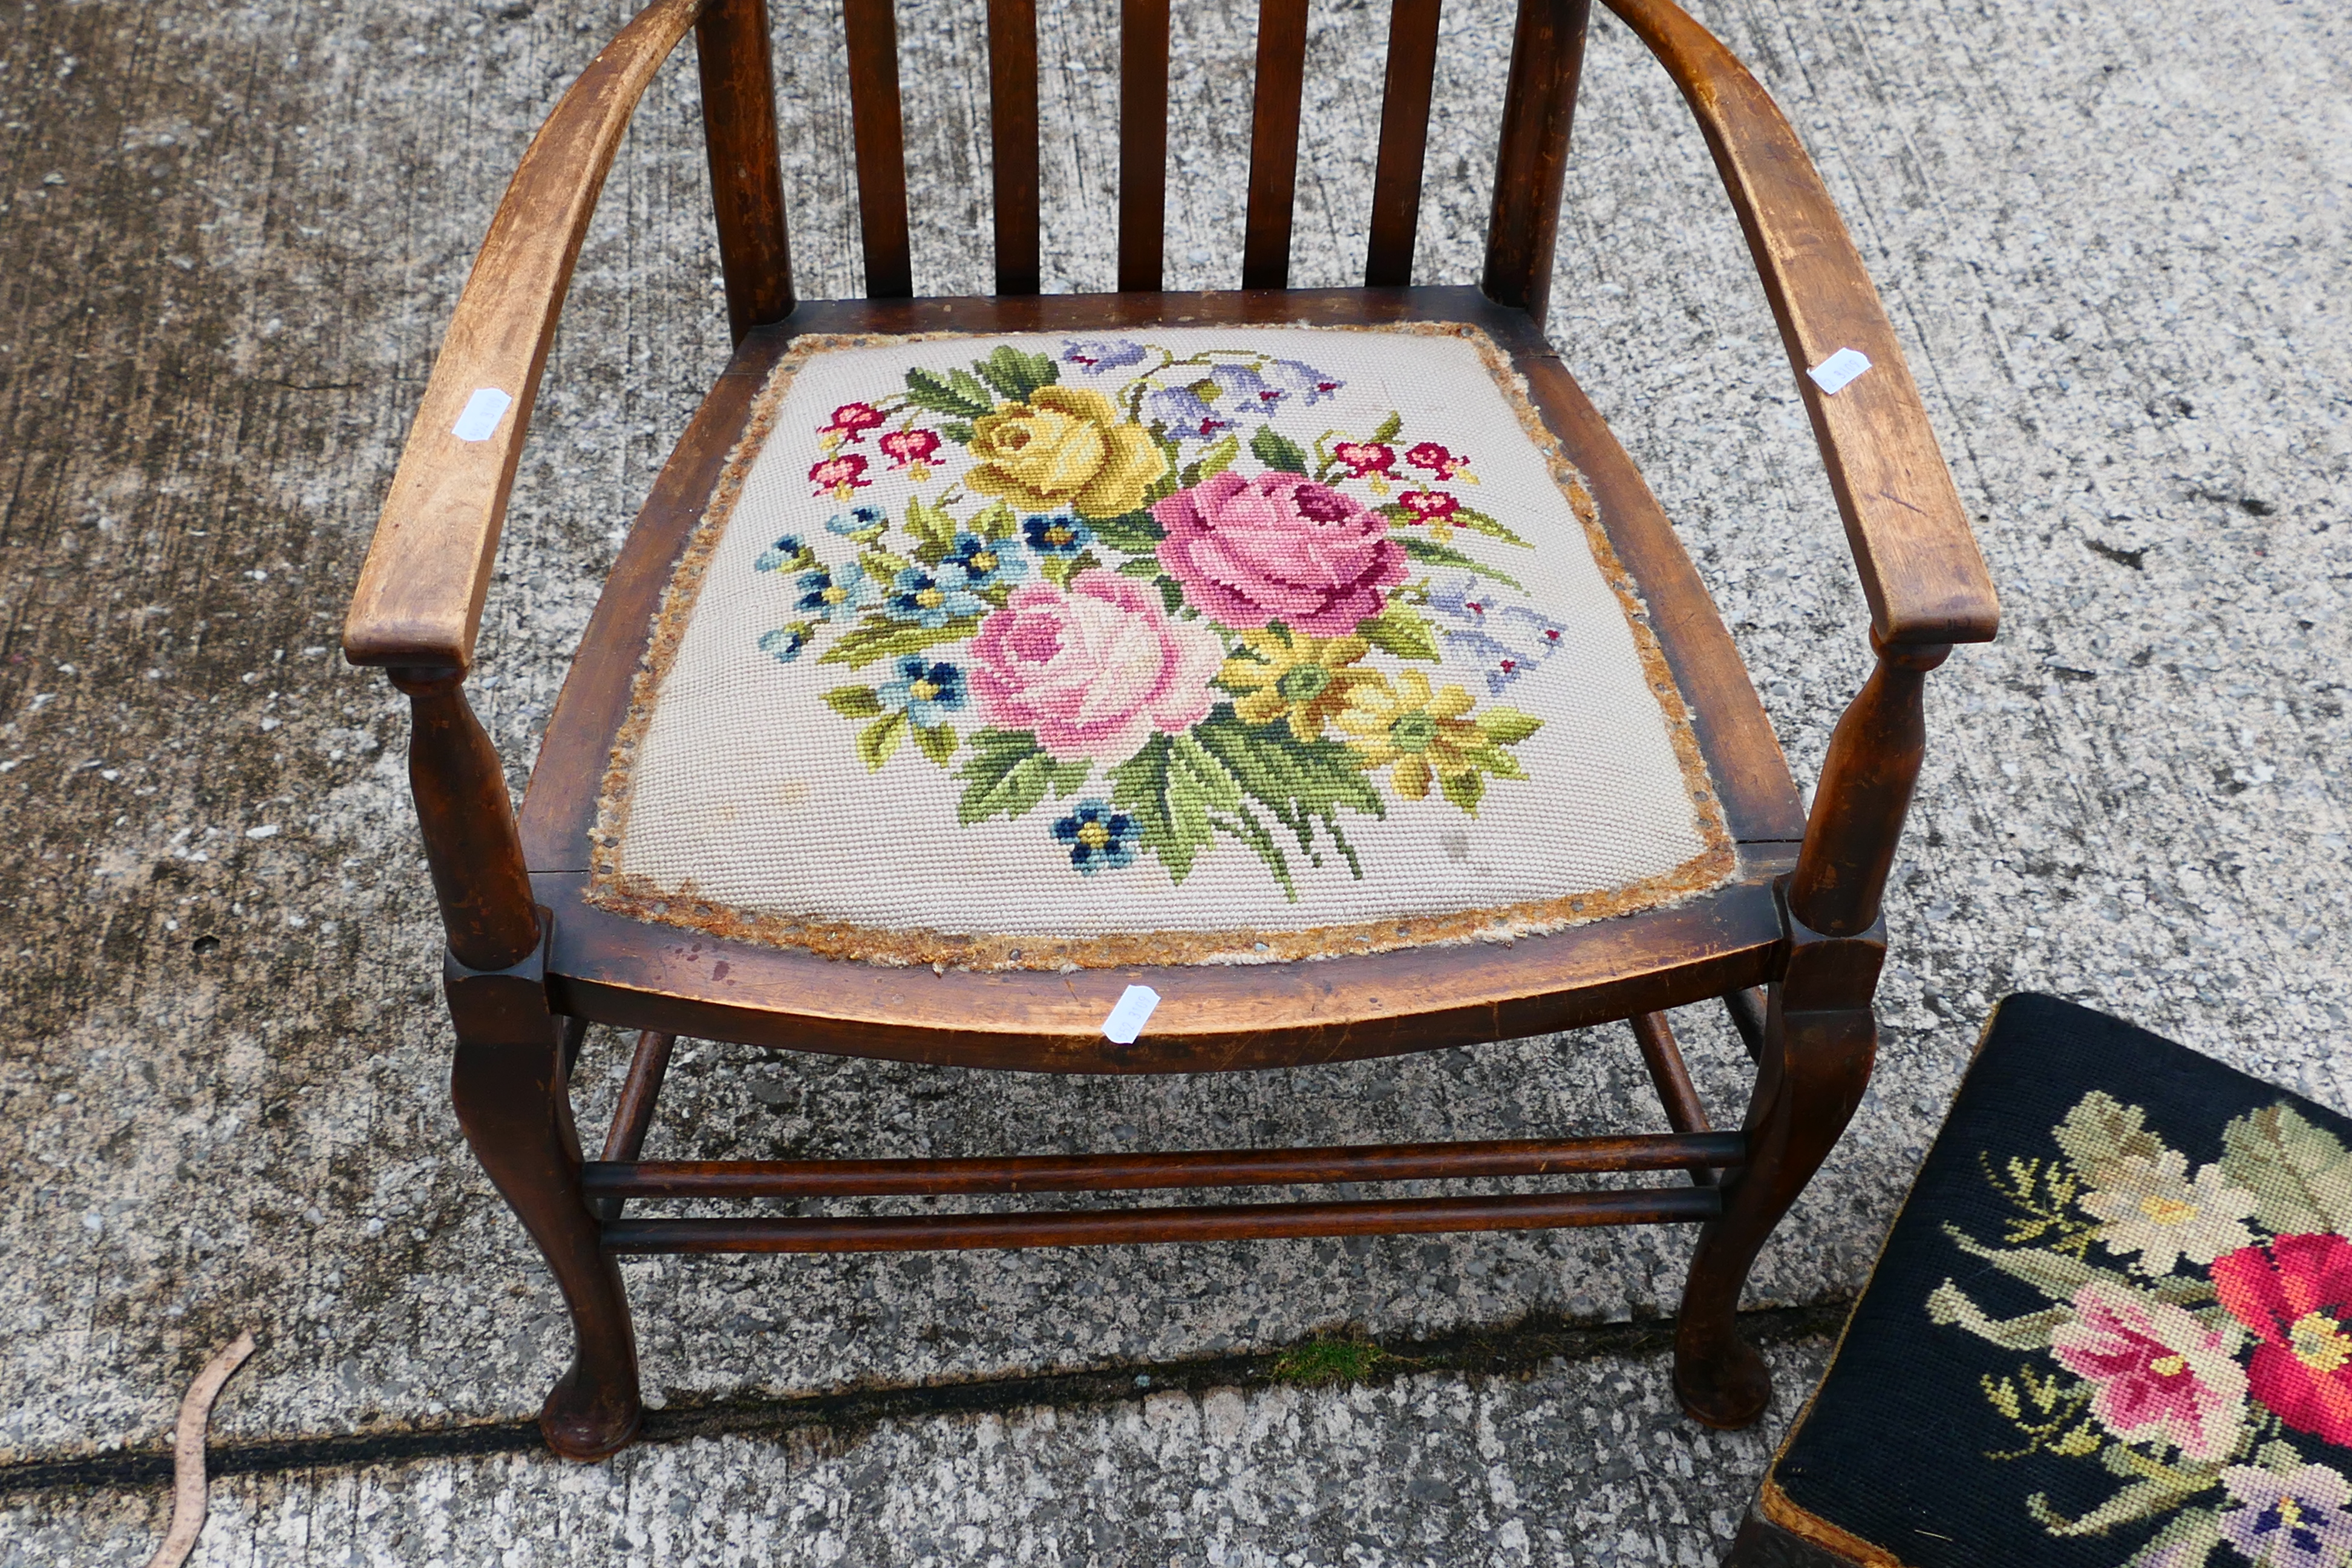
1051, 799, 1138, 875
1929, 1091, 2352, 1564
740, 336, 1566, 901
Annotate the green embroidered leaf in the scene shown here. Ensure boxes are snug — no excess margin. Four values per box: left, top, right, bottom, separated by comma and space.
1191, 705, 1383, 877
1943, 1226, 2105, 1304
819, 616, 984, 670
2220, 1103, 2352, 1238
1142, 434, 1185, 505
1929, 1279, 2074, 1350
973, 345, 1059, 402
1116, 557, 1168, 581
856, 711, 908, 771
1250, 424, 1309, 475
1440, 769, 1486, 815
2054, 1091, 2169, 1186
955, 729, 1093, 825
1088, 509, 1166, 555
822, 685, 885, 719
972, 500, 1019, 540
913, 722, 959, 766
1475, 706, 1544, 745
1468, 743, 1526, 782
1159, 577, 1186, 617
860, 544, 915, 581
1982, 1374, 2023, 1422
2122, 1510, 2225, 1568
1451, 506, 1532, 548
2034, 1474, 2220, 1538
904, 367, 996, 420
1108, 733, 1239, 883
1369, 410, 1403, 444
1396, 535, 1525, 590
1356, 601, 1441, 662
1179, 434, 1240, 488
904, 495, 960, 561
942, 419, 976, 445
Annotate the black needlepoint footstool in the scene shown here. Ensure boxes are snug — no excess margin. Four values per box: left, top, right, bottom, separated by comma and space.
1730, 994, 2352, 1568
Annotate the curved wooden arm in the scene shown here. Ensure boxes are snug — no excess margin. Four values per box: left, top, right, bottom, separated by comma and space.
344, 0, 711, 671
1600, 0, 1998, 647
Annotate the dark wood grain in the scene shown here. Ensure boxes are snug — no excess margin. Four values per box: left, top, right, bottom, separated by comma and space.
1481, 0, 1590, 321
985, 0, 1041, 295
598, 1031, 676, 1164
1117, 0, 1170, 291
694, 0, 793, 338
1630, 1010, 1716, 1186
1241, 0, 1310, 290
1788, 639, 1949, 936
842, 0, 913, 300
583, 1131, 1746, 1198
391, 668, 540, 973
603, 1187, 1723, 1254
1365, 0, 1442, 287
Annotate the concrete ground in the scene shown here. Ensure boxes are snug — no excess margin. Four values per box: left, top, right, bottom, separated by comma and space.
0, 0, 2345, 1560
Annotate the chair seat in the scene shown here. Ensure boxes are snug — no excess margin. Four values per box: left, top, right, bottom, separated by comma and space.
586, 317, 1730, 970
518, 289, 1801, 1067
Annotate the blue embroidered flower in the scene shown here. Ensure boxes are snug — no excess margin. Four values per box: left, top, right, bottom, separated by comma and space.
885, 566, 985, 628
757, 624, 814, 663
1061, 338, 1149, 374
754, 534, 811, 572
2218, 1465, 2352, 1568
1051, 800, 1137, 875
1145, 384, 1238, 443
1021, 513, 1094, 557
875, 656, 968, 729
795, 559, 875, 623
938, 531, 1029, 592
1265, 358, 1344, 405
826, 505, 889, 540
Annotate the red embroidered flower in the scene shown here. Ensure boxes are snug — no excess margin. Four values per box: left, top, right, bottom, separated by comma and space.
881, 427, 941, 469
809, 453, 871, 498
2050, 1279, 2247, 1460
1406, 441, 1471, 479
821, 402, 887, 443
1331, 442, 1396, 478
1398, 490, 1460, 525
2216, 1233, 2352, 1445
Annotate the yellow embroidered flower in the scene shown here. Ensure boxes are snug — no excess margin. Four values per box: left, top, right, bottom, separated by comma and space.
966, 386, 1168, 518
1338, 671, 1543, 812
1218, 627, 1373, 740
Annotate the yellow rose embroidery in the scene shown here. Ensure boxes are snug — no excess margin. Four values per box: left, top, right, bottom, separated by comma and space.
966, 386, 1168, 518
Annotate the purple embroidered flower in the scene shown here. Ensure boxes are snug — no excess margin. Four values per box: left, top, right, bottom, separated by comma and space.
1445, 627, 1535, 695
1206, 361, 1286, 413
1145, 384, 1238, 443
2219, 1465, 2352, 1568
1425, 577, 1498, 623
1061, 338, 1149, 374
1264, 358, 1343, 405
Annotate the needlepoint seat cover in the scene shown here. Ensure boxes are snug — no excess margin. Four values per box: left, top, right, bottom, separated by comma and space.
1754, 995, 2352, 1568
588, 323, 1735, 970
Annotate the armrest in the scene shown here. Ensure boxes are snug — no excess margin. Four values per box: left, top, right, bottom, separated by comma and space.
1600, 0, 1999, 647
344, 0, 711, 671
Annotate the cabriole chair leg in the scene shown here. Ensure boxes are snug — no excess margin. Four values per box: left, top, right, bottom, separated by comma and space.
446, 948, 642, 1461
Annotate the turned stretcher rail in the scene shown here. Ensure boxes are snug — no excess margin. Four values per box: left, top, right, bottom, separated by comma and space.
581, 1130, 1746, 1200
602, 1187, 1725, 1254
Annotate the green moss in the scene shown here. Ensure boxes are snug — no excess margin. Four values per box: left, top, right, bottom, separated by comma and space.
1270, 1333, 1389, 1388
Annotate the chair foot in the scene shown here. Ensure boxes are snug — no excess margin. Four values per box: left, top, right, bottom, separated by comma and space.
541, 1361, 643, 1461
1673, 1328, 1771, 1429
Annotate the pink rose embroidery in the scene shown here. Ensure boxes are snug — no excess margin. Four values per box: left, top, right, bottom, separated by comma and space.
2050, 1279, 2248, 1460
967, 571, 1221, 763
1152, 471, 1407, 637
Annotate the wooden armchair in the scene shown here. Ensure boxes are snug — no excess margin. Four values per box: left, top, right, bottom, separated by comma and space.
344, 0, 1996, 1460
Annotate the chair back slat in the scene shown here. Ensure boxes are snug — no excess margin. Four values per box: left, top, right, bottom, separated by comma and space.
985, 0, 1042, 295
1481, 0, 1589, 321
696, 0, 795, 335
842, 0, 913, 299
1118, 0, 1171, 292
1241, 0, 1310, 290
1364, 0, 1440, 287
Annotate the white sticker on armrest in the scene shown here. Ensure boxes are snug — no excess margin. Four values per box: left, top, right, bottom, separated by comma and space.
1806, 348, 1872, 396
451, 387, 514, 442
1102, 985, 1161, 1045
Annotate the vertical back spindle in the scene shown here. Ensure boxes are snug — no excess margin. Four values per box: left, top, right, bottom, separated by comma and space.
843, 0, 913, 299
1364, 0, 1441, 287
1481, 0, 1590, 322
696, 0, 795, 336
986, 0, 1042, 294
1119, 0, 1171, 292
1241, 0, 1310, 290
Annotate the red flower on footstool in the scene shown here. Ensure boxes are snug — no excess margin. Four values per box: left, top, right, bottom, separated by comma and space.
2216, 1233, 2352, 1445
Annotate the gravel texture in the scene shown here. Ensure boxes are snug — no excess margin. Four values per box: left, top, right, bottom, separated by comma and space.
0, 0, 2345, 1558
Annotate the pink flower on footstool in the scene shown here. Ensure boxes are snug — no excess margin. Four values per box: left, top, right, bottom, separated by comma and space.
1152, 471, 1406, 636
2050, 1278, 2247, 1459
966, 570, 1222, 763
2216, 1233, 2352, 1446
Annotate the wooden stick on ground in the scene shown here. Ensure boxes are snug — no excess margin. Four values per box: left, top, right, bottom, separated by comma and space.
145, 1330, 257, 1568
